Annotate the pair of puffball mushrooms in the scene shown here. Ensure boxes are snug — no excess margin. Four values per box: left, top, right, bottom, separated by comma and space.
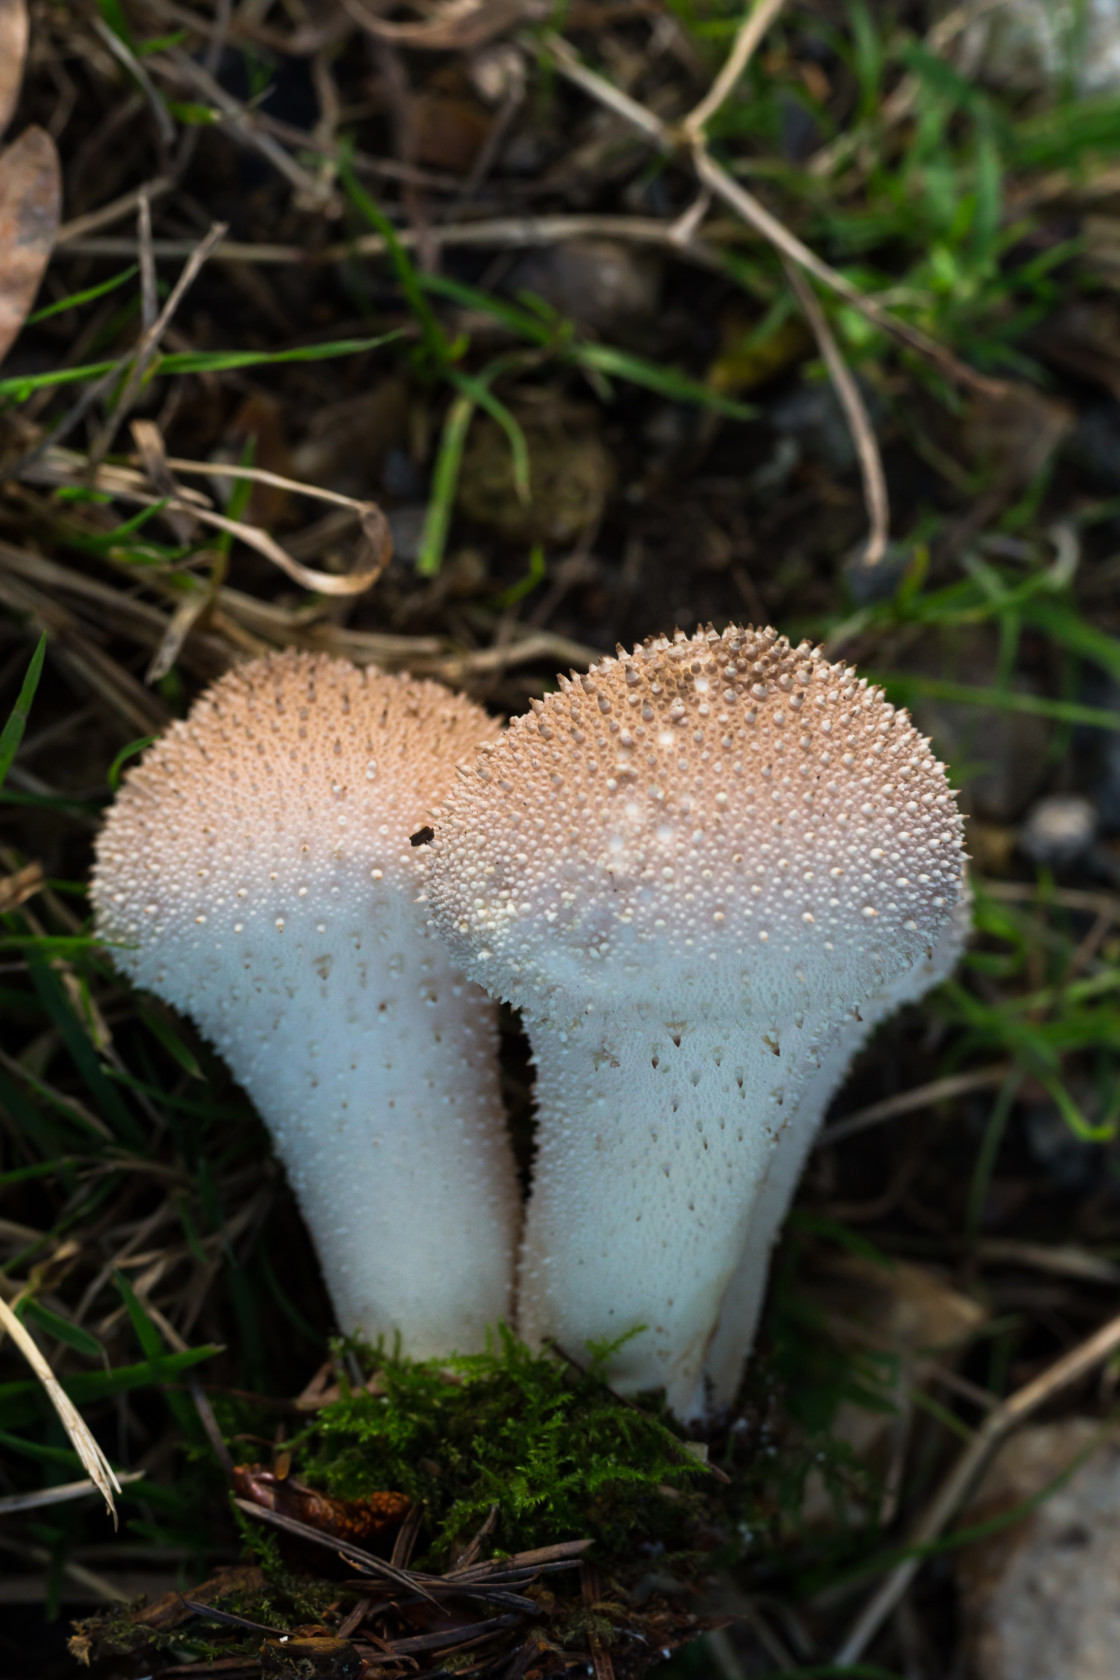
92, 625, 969, 1422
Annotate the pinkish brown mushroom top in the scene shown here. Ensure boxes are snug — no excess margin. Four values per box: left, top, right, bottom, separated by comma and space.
426, 624, 967, 1024
93, 649, 501, 980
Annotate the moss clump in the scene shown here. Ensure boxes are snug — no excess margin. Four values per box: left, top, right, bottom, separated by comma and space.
284, 1329, 709, 1565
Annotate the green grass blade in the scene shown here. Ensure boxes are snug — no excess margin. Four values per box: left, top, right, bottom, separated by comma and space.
883, 675, 1120, 733
0, 334, 403, 399
338, 150, 449, 365
116, 1272, 202, 1438
19, 1299, 105, 1362
576, 341, 756, 418
107, 736, 156, 792
0, 1347, 220, 1429
418, 391, 475, 578
27, 266, 140, 325
1021, 599, 1120, 685
0, 635, 46, 791
454, 372, 530, 501
492, 543, 547, 610
23, 947, 143, 1146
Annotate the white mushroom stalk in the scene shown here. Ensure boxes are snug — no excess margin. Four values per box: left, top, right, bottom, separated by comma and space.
92, 652, 520, 1357
425, 625, 969, 1418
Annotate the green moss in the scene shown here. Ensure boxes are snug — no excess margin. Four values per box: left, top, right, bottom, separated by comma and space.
284, 1328, 709, 1566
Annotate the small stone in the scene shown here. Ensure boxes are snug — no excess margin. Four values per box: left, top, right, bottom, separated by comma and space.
503, 241, 661, 336
468, 43, 526, 106
1019, 794, 1097, 867
951, 0, 1120, 95
958, 1419, 1120, 1680
457, 413, 614, 545
1023, 1094, 1103, 1189
386, 505, 427, 565
843, 543, 914, 607
771, 376, 883, 473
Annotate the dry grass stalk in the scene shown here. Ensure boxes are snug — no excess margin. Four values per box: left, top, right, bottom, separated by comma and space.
58, 212, 729, 272
86, 219, 228, 467
0, 1293, 123, 1525
781, 257, 890, 569
682, 0, 790, 140
819, 1065, 1010, 1147
541, 30, 1005, 400
19, 447, 393, 598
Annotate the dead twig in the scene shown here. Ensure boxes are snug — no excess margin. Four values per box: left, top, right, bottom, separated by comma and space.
834, 1305, 1120, 1665
150, 49, 336, 207
541, 31, 1004, 399
19, 448, 392, 600
0, 1471, 144, 1515
819, 1065, 1010, 1147
233, 1497, 584, 1611
0, 1295, 123, 1525
87, 219, 227, 468
56, 212, 728, 272
781, 257, 890, 569
91, 14, 176, 152
682, 0, 790, 140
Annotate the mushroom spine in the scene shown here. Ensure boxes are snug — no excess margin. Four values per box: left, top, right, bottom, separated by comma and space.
424, 624, 969, 1417
92, 651, 520, 1357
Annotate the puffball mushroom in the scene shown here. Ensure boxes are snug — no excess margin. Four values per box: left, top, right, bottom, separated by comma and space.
425, 624, 969, 1418
91, 651, 520, 1357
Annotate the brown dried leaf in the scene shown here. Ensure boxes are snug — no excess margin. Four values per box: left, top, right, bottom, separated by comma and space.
346, 0, 536, 51
0, 125, 61, 367
0, 860, 41, 913
0, 858, 43, 911
414, 94, 493, 173
0, 0, 28, 139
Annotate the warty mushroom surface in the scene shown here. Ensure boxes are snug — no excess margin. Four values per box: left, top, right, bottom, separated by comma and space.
424, 624, 969, 1418
91, 650, 520, 1357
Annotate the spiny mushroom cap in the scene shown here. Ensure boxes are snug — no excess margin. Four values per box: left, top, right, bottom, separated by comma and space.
92, 650, 502, 997
427, 624, 967, 1023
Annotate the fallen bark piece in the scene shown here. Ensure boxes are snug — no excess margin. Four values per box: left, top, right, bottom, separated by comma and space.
958, 1418, 1120, 1680
0, 124, 61, 366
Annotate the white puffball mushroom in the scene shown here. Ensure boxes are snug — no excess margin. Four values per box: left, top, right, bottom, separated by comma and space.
425, 624, 969, 1418
91, 650, 520, 1357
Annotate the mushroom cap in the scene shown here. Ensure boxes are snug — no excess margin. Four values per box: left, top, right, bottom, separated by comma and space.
426, 624, 967, 1023
92, 650, 502, 1001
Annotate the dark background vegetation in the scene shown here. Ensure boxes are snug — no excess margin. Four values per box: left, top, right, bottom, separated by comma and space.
3, 1, 1120, 1676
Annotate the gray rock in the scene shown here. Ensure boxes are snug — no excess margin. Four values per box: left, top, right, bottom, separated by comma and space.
1068, 406, 1120, 491
1023, 1097, 1102, 1189
952, 0, 1120, 95
386, 505, 427, 565
770, 377, 882, 474
504, 241, 661, 336
843, 543, 914, 606
1019, 794, 1098, 867
958, 1420, 1120, 1680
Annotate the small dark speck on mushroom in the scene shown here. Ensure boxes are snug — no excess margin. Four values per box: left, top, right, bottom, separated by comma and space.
411, 826, 436, 847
